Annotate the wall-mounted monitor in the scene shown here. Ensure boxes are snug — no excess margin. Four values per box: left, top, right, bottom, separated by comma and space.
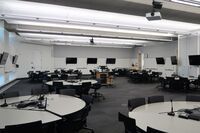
87, 58, 97, 64
189, 55, 200, 65
171, 56, 177, 65
12, 55, 18, 64
156, 57, 165, 65
106, 58, 116, 64
66, 57, 77, 64
0, 52, 9, 65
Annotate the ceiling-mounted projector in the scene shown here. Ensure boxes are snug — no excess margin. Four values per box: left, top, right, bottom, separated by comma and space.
146, 11, 162, 21
90, 37, 94, 44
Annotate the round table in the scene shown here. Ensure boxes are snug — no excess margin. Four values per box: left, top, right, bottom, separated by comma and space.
45, 79, 98, 86
129, 101, 200, 133
0, 94, 86, 129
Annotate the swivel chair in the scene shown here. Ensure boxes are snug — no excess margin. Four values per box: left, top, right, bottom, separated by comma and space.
90, 81, 105, 100
128, 97, 145, 111
4, 121, 43, 133
118, 112, 137, 133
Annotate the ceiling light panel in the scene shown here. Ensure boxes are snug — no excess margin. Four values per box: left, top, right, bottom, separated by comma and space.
19, 32, 149, 45
1, 0, 200, 34
8, 20, 175, 37
171, 0, 200, 7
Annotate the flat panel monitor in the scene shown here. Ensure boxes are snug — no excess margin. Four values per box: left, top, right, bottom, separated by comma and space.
189, 55, 200, 65
87, 58, 97, 64
66, 57, 77, 64
106, 58, 116, 64
156, 57, 165, 65
12, 55, 18, 64
0, 52, 9, 65
171, 56, 177, 65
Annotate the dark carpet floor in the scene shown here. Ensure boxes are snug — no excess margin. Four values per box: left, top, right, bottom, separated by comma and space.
5, 77, 200, 133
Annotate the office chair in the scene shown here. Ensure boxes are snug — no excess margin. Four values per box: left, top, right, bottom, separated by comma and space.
31, 88, 48, 95
118, 112, 137, 133
60, 74, 68, 80
90, 82, 105, 100
148, 95, 164, 104
51, 74, 59, 80
53, 81, 64, 94
59, 105, 94, 133
60, 89, 76, 96
128, 97, 146, 111
186, 95, 200, 102
81, 94, 93, 106
81, 82, 92, 95
4, 121, 43, 133
147, 126, 166, 133
89, 70, 95, 79
0, 91, 19, 99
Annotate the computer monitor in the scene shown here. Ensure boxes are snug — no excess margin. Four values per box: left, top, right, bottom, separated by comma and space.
0, 52, 9, 65
12, 55, 18, 64
156, 57, 165, 65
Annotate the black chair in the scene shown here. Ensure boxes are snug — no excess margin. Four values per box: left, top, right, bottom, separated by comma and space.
148, 95, 164, 104
4, 121, 43, 133
73, 105, 94, 133
81, 82, 92, 95
186, 95, 200, 102
31, 88, 48, 95
60, 89, 76, 96
53, 81, 64, 94
59, 105, 94, 133
81, 94, 93, 106
118, 112, 137, 133
128, 98, 146, 111
89, 70, 95, 79
51, 74, 59, 80
0, 91, 19, 99
147, 126, 166, 133
60, 74, 68, 80
90, 82, 105, 100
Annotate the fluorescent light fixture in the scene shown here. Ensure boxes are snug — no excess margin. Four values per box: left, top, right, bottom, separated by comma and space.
171, 0, 200, 7
1, 1, 199, 36
65, 44, 133, 49
8, 20, 175, 37
19, 32, 148, 46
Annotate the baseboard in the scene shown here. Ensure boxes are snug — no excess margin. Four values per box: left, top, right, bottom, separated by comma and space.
0, 77, 28, 90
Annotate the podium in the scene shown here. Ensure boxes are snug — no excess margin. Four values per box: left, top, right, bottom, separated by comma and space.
96, 72, 113, 86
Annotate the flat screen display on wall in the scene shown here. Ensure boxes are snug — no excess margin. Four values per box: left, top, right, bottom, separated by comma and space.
0, 52, 9, 65
106, 58, 116, 64
171, 56, 177, 65
189, 55, 200, 65
156, 57, 165, 65
87, 58, 97, 64
66, 57, 77, 64
12, 55, 18, 64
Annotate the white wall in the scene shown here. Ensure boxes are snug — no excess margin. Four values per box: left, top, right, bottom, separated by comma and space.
178, 33, 200, 77
15, 41, 54, 78
132, 41, 178, 77
53, 46, 133, 74
0, 21, 54, 87
0, 21, 17, 87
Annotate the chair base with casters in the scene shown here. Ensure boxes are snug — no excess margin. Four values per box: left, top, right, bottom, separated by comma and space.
90, 83, 105, 101
90, 91, 105, 100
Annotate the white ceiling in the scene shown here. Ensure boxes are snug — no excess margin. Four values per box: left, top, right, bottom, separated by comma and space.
0, 0, 200, 48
